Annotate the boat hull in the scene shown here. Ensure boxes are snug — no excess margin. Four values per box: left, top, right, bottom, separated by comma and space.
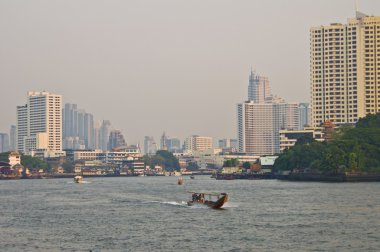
187, 194, 228, 209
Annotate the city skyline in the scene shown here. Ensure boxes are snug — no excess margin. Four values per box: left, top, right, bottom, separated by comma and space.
1, 0, 380, 144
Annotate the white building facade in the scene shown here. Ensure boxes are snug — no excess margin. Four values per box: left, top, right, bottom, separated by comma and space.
17, 91, 63, 156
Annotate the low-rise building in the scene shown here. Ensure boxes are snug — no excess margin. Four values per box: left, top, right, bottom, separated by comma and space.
280, 127, 324, 153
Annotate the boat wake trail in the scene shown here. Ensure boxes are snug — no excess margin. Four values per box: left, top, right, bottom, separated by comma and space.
144, 200, 188, 207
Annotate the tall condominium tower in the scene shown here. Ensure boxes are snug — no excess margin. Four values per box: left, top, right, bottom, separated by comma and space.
248, 70, 271, 103
310, 12, 380, 127
237, 101, 299, 155
17, 91, 62, 154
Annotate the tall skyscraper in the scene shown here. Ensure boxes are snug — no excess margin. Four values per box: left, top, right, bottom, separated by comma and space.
108, 130, 126, 150
17, 91, 62, 154
248, 70, 271, 103
84, 112, 94, 149
9, 125, 16, 151
238, 70, 299, 155
62, 103, 95, 149
99, 120, 111, 151
0, 133, 10, 153
310, 12, 380, 127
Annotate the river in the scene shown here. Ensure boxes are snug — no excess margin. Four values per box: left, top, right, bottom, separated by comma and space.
0, 176, 379, 251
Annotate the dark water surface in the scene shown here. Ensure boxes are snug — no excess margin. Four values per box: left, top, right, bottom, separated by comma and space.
1, 176, 379, 251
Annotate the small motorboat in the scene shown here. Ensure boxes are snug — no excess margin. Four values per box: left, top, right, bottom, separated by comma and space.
190, 175, 195, 179
74, 175, 83, 183
187, 192, 228, 209
177, 177, 184, 185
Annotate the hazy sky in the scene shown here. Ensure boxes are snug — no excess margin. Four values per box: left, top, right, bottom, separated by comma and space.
1, 0, 380, 144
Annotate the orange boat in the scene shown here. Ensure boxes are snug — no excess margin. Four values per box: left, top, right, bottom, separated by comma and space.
187, 192, 228, 209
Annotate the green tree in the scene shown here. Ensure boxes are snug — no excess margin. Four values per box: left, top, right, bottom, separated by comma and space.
223, 158, 239, 167
187, 161, 199, 171
242, 162, 251, 169
144, 150, 180, 171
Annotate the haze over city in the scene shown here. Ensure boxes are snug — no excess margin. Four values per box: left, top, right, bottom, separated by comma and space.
1, 0, 380, 143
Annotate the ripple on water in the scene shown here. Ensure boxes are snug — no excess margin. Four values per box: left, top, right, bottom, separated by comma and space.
0, 177, 380, 251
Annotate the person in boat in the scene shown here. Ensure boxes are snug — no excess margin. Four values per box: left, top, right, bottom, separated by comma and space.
192, 193, 197, 201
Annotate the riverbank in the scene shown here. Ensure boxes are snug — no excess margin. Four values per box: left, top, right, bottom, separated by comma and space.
277, 172, 380, 182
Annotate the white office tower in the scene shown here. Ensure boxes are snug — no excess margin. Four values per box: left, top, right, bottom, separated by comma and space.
310, 12, 380, 127
248, 70, 271, 103
17, 91, 63, 156
237, 101, 299, 155
184, 135, 213, 152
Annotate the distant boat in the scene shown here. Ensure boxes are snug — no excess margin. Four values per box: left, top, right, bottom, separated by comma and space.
74, 175, 83, 183
187, 192, 228, 209
190, 175, 195, 179
177, 177, 184, 185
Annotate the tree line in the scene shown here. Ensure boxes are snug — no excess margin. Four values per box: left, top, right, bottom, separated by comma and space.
274, 113, 380, 174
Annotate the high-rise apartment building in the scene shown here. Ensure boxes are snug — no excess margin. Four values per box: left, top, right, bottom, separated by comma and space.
184, 135, 213, 151
310, 12, 380, 127
248, 70, 271, 103
237, 101, 299, 155
238, 70, 299, 155
17, 91, 62, 154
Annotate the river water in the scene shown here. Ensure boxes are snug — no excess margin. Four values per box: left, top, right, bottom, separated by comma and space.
0, 176, 379, 251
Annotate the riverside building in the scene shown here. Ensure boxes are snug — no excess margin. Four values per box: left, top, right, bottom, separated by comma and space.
16, 91, 64, 157
310, 12, 380, 127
